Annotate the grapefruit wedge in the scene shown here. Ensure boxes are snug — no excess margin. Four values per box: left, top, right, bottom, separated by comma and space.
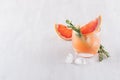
80, 16, 101, 34
54, 24, 72, 40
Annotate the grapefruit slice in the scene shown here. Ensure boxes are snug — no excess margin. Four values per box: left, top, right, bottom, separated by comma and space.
80, 16, 101, 34
54, 15, 102, 41
54, 24, 72, 40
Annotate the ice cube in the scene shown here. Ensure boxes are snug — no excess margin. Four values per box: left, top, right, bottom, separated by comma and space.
74, 58, 83, 64
82, 59, 87, 64
74, 58, 87, 64
65, 53, 74, 64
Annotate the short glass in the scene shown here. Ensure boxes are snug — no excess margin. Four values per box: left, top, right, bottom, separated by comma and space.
72, 30, 100, 62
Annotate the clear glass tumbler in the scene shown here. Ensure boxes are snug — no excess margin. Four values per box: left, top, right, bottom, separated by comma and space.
72, 30, 100, 59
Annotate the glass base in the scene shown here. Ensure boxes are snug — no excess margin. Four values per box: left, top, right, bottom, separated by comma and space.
75, 53, 95, 58
74, 52, 98, 64
65, 53, 98, 64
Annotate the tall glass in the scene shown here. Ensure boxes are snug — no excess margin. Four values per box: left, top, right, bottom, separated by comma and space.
72, 30, 100, 58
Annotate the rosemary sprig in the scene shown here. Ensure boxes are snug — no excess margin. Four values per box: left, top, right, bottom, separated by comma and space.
66, 20, 82, 37
98, 44, 110, 62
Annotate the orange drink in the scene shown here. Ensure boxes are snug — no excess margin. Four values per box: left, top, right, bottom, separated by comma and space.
72, 31, 100, 57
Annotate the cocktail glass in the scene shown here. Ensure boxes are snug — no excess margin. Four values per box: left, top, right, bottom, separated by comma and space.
72, 30, 100, 63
